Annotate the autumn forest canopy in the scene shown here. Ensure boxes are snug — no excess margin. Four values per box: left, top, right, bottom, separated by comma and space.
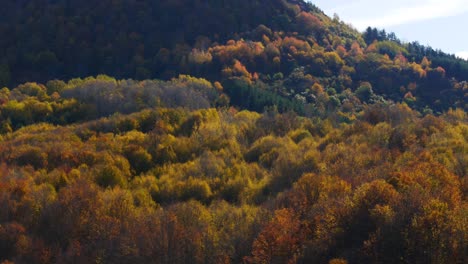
0, 0, 467, 263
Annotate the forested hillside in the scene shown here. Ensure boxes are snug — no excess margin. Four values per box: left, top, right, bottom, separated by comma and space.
0, 1, 467, 263
0, 0, 466, 112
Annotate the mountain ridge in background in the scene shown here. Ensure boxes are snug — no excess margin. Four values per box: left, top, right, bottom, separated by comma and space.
0, 0, 466, 113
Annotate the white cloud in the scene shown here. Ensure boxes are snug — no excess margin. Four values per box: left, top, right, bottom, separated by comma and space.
326, 0, 468, 30
455, 51, 468, 60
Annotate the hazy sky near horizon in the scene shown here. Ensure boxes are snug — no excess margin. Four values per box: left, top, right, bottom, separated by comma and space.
310, 0, 468, 59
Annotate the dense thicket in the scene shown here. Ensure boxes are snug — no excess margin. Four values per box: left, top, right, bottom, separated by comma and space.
0, 75, 467, 264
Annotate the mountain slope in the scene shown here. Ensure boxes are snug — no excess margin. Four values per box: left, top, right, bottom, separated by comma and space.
0, 0, 466, 113
0, 0, 324, 84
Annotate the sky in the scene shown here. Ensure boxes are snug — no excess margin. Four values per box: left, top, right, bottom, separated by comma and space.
309, 0, 468, 60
